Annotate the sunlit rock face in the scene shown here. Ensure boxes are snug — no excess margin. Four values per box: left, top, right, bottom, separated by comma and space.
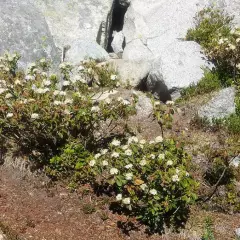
0, 0, 60, 68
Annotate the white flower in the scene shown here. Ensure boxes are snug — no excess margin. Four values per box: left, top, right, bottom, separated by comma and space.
229, 44, 236, 50
117, 97, 123, 102
111, 152, 119, 158
140, 184, 147, 191
158, 154, 165, 160
63, 81, 70, 86
5, 93, 13, 99
111, 139, 121, 147
25, 75, 35, 81
125, 164, 133, 169
110, 168, 119, 175
100, 149, 108, 155
64, 98, 73, 105
78, 65, 84, 71
218, 38, 224, 44
71, 75, 81, 83
110, 74, 117, 80
149, 189, 157, 195
94, 153, 101, 159
105, 98, 111, 104
122, 197, 131, 205
140, 139, 146, 145
59, 91, 67, 96
102, 160, 108, 166
125, 149, 132, 156
87, 68, 93, 74
53, 90, 60, 96
166, 101, 174, 106
166, 160, 173, 166
40, 58, 46, 63
14, 79, 21, 85
122, 145, 128, 150
43, 80, 51, 86
176, 168, 180, 174
236, 38, 240, 43
6, 113, 13, 118
185, 172, 190, 177
155, 136, 163, 143
140, 159, 147, 166
172, 174, 180, 182
128, 136, 138, 144
31, 113, 39, 120
125, 172, 133, 180
122, 100, 130, 105
150, 154, 155, 159
149, 140, 155, 144
116, 194, 122, 201
63, 109, 71, 115
89, 160, 96, 166
36, 88, 48, 94
91, 106, 100, 113
43, 88, 50, 93
54, 101, 63, 106
154, 101, 160, 107
0, 88, 7, 94
237, 63, 240, 70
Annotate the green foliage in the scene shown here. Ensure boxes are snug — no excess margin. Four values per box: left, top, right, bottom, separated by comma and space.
86, 136, 199, 232
186, 7, 233, 49
202, 217, 215, 240
46, 141, 92, 179
186, 7, 240, 134
203, 146, 240, 212
180, 69, 221, 100
0, 54, 136, 164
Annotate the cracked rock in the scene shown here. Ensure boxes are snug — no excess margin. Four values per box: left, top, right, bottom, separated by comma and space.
198, 87, 236, 121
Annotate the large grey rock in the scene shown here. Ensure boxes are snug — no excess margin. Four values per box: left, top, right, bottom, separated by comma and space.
198, 87, 236, 120
111, 31, 125, 55
0, 0, 60, 68
65, 40, 109, 64
109, 59, 151, 86
122, 0, 210, 91
149, 41, 212, 91
32, 0, 113, 63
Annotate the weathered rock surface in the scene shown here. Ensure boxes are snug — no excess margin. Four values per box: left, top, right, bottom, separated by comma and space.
64, 40, 109, 64
0, 0, 60, 68
210, 0, 240, 26
111, 31, 125, 54
198, 87, 236, 120
122, 0, 209, 91
109, 59, 151, 86
31, 0, 112, 63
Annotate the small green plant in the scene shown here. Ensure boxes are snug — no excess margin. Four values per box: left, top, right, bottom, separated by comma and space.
82, 203, 96, 214
180, 69, 221, 100
202, 217, 215, 240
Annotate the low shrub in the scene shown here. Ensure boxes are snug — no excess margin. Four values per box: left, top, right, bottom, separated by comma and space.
86, 136, 199, 232
0, 53, 136, 164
